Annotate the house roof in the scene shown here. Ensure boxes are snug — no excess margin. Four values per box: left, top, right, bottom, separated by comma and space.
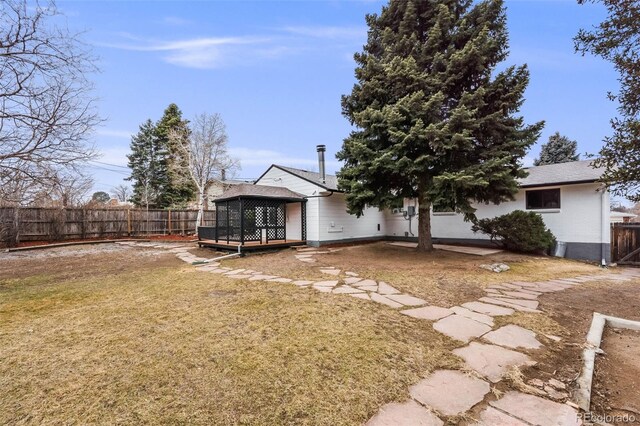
611, 211, 638, 218
213, 183, 306, 203
258, 165, 342, 192
519, 160, 604, 188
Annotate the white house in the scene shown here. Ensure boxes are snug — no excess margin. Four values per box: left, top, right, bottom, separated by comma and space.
205, 147, 609, 263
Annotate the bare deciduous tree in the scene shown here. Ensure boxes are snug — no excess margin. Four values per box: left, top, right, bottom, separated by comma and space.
49, 170, 94, 208
0, 0, 100, 197
111, 184, 131, 203
170, 113, 239, 230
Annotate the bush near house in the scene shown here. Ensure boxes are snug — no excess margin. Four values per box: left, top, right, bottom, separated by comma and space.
471, 210, 556, 253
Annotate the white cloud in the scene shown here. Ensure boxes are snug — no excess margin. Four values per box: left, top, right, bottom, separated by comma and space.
161, 16, 192, 26
97, 146, 131, 167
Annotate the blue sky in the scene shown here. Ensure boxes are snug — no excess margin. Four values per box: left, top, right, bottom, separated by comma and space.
59, 0, 617, 196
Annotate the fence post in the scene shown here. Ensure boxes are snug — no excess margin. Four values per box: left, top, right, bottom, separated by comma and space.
127, 209, 132, 236
168, 209, 172, 234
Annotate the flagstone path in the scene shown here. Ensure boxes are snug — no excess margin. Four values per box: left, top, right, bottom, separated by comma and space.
116, 241, 640, 425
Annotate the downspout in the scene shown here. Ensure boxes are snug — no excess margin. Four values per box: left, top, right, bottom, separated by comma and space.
600, 187, 607, 267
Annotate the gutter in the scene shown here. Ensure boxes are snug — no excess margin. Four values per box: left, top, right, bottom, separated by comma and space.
601, 188, 608, 266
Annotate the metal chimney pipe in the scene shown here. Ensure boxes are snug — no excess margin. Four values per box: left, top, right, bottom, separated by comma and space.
316, 145, 326, 184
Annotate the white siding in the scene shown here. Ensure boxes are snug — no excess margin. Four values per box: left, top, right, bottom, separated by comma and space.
317, 193, 386, 242
255, 167, 324, 241
386, 183, 610, 244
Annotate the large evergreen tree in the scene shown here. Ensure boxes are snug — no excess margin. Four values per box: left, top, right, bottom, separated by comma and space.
338, 0, 543, 251
156, 104, 196, 207
533, 132, 579, 166
126, 120, 169, 208
576, 0, 640, 201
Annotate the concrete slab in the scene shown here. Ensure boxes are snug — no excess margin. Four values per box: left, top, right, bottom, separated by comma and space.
401, 306, 454, 321
453, 342, 536, 383
478, 297, 541, 313
378, 282, 401, 295
482, 325, 543, 350
409, 370, 490, 416
433, 315, 492, 343
386, 294, 427, 307
366, 400, 443, 426
433, 244, 503, 256
370, 293, 404, 308
490, 391, 580, 426
475, 406, 528, 425
461, 301, 515, 316
450, 306, 494, 327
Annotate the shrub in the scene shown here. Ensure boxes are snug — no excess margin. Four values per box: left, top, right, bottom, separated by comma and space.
471, 210, 556, 253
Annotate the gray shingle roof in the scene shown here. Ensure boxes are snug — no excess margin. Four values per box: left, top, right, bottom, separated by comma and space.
519, 160, 604, 187
273, 165, 341, 192
213, 183, 305, 202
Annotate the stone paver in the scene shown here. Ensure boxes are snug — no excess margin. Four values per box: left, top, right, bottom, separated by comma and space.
366, 400, 443, 426
500, 291, 539, 300
453, 342, 535, 382
345, 271, 359, 277
433, 315, 492, 343
370, 293, 404, 308
475, 406, 528, 425
332, 286, 365, 294
386, 294, 427, 307
489, 297, 540, 310
249, 275, 277, 281
268, 277, 293, 283
409, 370, 490, 416
344, 277, 363, 285
224, 268, 246, 275
482, 325, 543, 350
377, 282, 401, 295
401, 306, 453, 321
292, 280, 314, 286
478, 297, 541, 313
350, 293, 370, 301
227, 274, 253, 279
313, 285, 333, 293
490, 391, 580, 426
314, 280, 339, 287
320, 268, 341, 276
450, 306, 494, 327
461, 301, 514, 316
354, 279, 378, 287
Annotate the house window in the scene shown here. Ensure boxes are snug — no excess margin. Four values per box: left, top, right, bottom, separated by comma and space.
526, 188, 560, 209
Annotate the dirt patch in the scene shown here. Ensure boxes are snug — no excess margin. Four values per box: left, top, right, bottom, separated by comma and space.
592, 328, 640, 424
6, 234, 196, 249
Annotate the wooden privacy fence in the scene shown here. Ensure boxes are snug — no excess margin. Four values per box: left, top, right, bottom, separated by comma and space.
611, 223, 640, 265
0, 207, 216, 245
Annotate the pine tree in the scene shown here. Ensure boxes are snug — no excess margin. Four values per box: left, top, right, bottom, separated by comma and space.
126, 119, 169, 208
338, 0, 544, 251
156, 104, 196, 207
533, 132, 579, 166
576, 0, 640, 201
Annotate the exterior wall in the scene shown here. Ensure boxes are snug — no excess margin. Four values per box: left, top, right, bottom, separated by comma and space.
255, 167, 322, 241
316, 193, 387, 243
383, 183, 610, 262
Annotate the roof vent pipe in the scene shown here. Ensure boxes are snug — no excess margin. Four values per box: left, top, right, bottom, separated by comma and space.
316, 145, 326, 184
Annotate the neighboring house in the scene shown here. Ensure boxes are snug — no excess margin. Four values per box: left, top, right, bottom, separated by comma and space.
207, 147, 609, 263
610, 211, 638, 224
204, 178, 251, 210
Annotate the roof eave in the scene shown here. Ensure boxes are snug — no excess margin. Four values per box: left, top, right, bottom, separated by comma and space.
519, 179, 601, 189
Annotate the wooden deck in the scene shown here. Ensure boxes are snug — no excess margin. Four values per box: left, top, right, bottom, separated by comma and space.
198, 239, 306, 251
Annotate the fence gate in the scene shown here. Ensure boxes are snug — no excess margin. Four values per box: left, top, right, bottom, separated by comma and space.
611, 223, 640, 265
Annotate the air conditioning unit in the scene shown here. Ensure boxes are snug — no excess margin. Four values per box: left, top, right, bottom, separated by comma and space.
392, 207, 403, 214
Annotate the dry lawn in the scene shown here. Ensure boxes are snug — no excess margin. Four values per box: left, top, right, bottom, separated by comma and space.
0, 245, 458, 425
227, 242, 607, 306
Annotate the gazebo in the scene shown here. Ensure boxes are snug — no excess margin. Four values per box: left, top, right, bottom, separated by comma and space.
198, 183, 307, 251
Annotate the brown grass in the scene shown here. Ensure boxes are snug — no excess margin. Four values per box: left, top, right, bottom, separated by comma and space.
226, 242, 606, 306
0, 252, 460, 425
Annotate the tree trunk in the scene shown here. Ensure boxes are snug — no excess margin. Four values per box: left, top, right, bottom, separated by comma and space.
417, 183, 433, 252
196, 188, 205, 235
